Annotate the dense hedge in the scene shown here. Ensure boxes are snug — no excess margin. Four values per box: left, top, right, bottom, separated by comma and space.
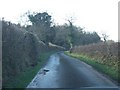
2, 21, 47, 86
71, 42, 119, 68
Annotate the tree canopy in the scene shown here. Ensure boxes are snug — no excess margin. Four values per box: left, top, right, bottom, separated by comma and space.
27, 12, 54, 45
28, 12, 52, 27
26, 11, 101, 49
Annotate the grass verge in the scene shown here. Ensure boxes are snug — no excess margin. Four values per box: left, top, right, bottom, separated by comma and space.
65, 51, 119, 84
5, 51, 56, 88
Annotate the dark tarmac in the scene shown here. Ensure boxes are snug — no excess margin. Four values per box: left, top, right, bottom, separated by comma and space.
27, 52, 118, 88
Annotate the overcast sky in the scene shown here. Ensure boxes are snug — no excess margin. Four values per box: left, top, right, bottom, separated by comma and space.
0, 0, 119, 41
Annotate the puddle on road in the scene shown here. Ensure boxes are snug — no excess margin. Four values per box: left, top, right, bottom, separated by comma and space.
45, 54, 60, 70
27, 54, 60, 88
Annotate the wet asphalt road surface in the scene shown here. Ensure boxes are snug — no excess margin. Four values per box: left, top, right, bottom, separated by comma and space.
27, 52, 117, 88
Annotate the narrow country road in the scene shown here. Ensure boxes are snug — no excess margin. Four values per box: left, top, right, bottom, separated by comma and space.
27, 52, 117, 88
